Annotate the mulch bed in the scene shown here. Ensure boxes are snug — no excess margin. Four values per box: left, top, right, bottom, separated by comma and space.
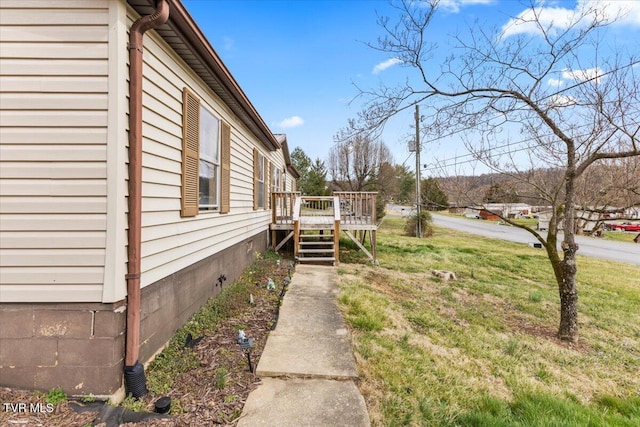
0, 257, 293, 427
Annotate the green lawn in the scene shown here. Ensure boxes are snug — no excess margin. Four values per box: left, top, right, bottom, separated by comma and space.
337, 217, 640, 427
602, 230, 638, 243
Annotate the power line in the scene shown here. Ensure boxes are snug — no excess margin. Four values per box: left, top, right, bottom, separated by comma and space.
422, 126, 605, 173
413, 59, 640, 162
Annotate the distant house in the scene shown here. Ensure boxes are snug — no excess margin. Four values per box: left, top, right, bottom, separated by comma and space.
538, 208, 609, 233
479, 209, 501, 221
624, 206, 640, 219
448, 204, 465, 215
0, 0, 297, 398
537, 210, 562, 231
464, 203, 532, 220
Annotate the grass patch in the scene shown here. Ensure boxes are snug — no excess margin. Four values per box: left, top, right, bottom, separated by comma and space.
339, 280, 388, 331
131, 249, 286, 420
143, 269, 260, 395
602, 231, 637, 243
338, 216, 640, 426
45, 387, 67, 405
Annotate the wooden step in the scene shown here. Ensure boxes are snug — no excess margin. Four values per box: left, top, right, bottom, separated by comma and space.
297, 256, 336, 263
299, 241, 334, 246
300, 225, 334, 230
299, 248, 335, 254
299, 233, 334, 239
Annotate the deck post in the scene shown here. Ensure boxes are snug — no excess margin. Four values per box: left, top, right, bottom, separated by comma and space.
372, 230, 377, 262
271, 192, 378, 264
293, 220, 300, 259
292, 196, 301, 260
334, 219, 340, 263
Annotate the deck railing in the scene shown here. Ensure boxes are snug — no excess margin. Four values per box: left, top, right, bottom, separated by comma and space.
334, 191, 377, 226
272, 191, 378, 227
271, 192, 378, 262
298, 196, 335, 217
271, 191, 300, 226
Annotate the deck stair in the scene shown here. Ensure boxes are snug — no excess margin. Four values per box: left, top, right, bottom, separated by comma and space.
297, 231, 336, 263
270, 191, 378, 263
293, 196, 340, 265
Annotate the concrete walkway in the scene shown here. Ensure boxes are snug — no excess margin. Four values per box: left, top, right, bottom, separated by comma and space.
237, 265, 370, 427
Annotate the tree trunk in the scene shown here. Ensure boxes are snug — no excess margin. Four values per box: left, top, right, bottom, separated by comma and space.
544, 217, 579, 342
558, 257, 579, 342
558, 157, 579, 342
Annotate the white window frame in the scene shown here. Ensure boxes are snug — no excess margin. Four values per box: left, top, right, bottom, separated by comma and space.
272, 165, 281, 192
199, 105, 220, 211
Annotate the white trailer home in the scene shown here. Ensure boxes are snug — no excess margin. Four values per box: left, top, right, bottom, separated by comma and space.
0, 0, 298, 397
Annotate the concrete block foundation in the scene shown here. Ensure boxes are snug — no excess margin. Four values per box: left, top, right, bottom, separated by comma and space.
0, 233, 266, 396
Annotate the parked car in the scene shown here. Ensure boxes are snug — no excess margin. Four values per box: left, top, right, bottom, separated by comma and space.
609, 222, 640, 232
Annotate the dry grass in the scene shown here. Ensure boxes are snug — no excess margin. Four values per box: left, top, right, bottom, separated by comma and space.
338, 218, 640, 426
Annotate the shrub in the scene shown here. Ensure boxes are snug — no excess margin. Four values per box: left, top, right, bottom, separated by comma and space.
404, 210, 433, 237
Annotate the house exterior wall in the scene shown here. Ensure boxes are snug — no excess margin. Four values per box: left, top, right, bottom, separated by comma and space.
0, 1, 287, 396
0, 0, 285, 301
0, 301, 126, 395
133, 12, 281, 290
0, 0, 112, 303
0, 233, 264, 396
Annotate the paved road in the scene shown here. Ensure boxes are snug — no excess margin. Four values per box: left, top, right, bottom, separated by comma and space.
386, 205, 640, 266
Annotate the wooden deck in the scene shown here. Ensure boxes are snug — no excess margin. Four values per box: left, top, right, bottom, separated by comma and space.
270, 192, 378, 263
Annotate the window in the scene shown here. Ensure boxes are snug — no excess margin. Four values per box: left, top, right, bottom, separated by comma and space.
181, 87, 231, 217
199, 106, 220, 211
272, 166, 282, 192
254, 149, 265, 209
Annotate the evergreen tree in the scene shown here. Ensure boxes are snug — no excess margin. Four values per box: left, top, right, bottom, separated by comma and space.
421, 177, 448, 210
484, 182, 520, 204
290, 147, 312, 194
306, 158, 328, 196
396, 165, 415, 204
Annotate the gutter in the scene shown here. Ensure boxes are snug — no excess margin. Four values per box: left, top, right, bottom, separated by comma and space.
125, 0, 169, 398
159, 0, 281, 151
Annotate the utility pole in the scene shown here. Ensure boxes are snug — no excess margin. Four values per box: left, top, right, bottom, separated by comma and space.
415, 104, 422, 238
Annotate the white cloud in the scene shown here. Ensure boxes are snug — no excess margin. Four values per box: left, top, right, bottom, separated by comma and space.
501, 1, 640, 39
596, 0, 640, 26
439, 0, 495, 14
548, 94, 577, 108
501, 6, 575, 38
276, 116, 304, 128
562, 67, 605, 83
547, 78, 564, 87
372, 58, 402, 74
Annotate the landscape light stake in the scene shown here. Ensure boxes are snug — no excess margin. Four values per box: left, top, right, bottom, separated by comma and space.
237, 330, 254, 373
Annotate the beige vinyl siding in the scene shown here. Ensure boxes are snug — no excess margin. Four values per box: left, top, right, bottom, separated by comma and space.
135, 24, 286, 288
0, 1, 111, 302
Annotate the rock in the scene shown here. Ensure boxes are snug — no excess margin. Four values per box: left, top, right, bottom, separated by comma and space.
431, 270, 456, 281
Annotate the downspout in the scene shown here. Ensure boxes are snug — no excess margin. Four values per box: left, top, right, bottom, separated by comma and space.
125, 0, 169, 398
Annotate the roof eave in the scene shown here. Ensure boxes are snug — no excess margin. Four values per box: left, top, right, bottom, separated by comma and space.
274, 134, 301, 179
128, 0, 280, 151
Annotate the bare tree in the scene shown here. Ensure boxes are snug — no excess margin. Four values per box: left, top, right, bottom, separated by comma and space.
573, 157, 640, 234
329, 120, 393, 191
358, 0, 640, 341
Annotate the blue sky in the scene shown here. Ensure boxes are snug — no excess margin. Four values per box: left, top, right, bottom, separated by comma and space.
182, 0, 640, 175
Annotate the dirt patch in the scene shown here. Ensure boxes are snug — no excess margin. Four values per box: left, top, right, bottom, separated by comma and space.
506, 315, 591, 354
0, 257, 292, 427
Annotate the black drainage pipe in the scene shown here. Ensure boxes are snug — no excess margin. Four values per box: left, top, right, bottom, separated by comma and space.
124, 361, 148, 398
